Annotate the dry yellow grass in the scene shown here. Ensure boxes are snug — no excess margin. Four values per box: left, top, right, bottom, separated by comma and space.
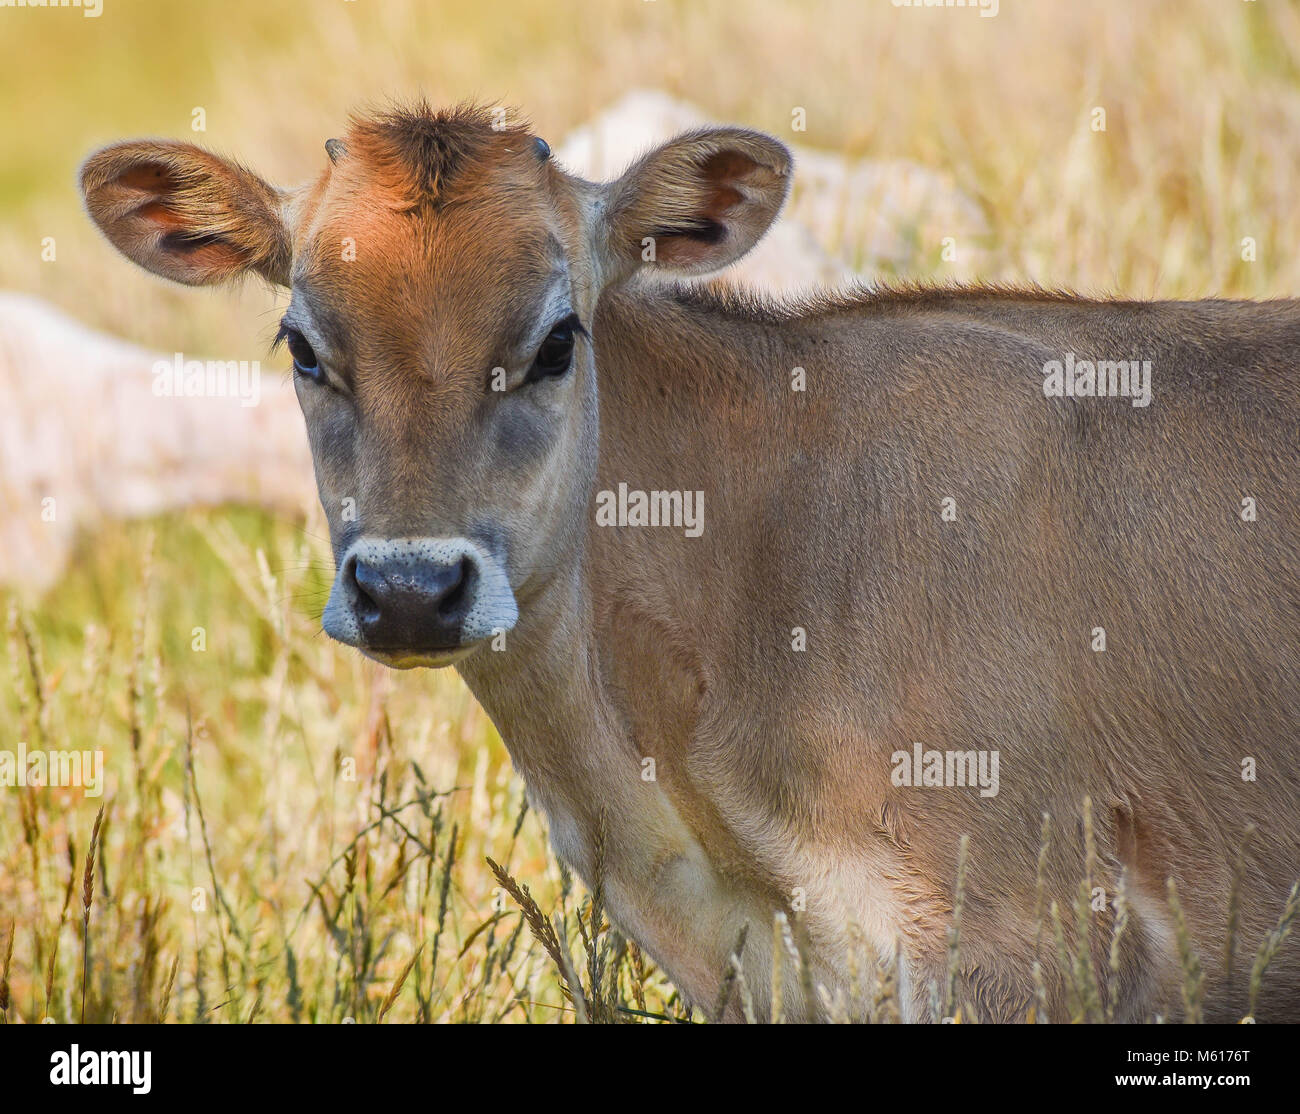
2, 0, 1299, 1023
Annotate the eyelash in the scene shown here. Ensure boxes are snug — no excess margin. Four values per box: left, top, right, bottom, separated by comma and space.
274, 323, 324, 385
523, 313, 586, 385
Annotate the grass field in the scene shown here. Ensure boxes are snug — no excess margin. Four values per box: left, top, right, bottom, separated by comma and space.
3, 0, 1300, 1023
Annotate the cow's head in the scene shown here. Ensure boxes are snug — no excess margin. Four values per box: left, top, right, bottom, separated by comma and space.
81, 103, 790, 667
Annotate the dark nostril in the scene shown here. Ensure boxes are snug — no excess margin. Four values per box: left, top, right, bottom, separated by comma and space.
350, 558, 383, 624
437, 556, 475, 621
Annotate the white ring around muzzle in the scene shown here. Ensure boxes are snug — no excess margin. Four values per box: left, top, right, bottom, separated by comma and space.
322, 536, 519, 648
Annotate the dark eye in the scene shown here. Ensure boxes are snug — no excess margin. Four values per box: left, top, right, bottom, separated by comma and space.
526, 317, 578, 382
284, 328, 322, 382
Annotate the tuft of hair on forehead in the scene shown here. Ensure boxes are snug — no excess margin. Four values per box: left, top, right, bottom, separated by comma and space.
343, 100, 534, 209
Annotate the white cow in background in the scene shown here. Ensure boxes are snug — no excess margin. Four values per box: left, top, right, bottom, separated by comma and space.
0, 292, 311, 593
0, 91, 985, 593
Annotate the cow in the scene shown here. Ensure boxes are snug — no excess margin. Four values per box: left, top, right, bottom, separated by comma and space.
80, 101, 1300, 1021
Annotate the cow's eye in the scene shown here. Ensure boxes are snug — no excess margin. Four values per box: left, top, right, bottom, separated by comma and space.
526, 316, 579, 382
283, 327, 322, 383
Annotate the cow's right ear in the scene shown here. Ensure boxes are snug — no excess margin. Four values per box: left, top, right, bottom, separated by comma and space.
80, 140, 291, 287
597, 127, 791, 281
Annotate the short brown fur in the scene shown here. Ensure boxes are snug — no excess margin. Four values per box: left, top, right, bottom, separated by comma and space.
80, 103, 1300, 1022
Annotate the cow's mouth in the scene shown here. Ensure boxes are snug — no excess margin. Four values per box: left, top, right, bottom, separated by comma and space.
359, 641, 483, 671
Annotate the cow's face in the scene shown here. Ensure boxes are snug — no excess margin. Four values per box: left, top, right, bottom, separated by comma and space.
81, 104, 790, 667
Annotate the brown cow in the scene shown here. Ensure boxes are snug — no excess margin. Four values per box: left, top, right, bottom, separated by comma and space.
81, 102, 1300, 1022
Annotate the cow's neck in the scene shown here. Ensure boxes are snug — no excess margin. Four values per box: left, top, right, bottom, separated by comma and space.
457, 281, 772, 843
456, 562, 616, 865
454, 283, 795, 1012
453, 544, 735, 996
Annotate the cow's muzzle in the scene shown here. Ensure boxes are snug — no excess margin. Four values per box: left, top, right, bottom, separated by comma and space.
322, 536, 518, 668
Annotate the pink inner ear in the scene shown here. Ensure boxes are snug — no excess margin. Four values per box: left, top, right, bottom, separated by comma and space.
698, 151, 753, 220
137, 200, 187, 232
649, 152, 757, 268
113, 184, 248, 280
112, 166, 247, 274
118, 163, 177, 192
163, 238, 248, 275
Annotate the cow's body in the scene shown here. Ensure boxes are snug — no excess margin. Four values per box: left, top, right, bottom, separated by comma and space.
82, 103, 1300, 1022
461, 283, 1300, 1021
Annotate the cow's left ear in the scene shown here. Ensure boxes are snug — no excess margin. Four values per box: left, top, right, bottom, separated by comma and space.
598, 128, 792, 280
80, 140, 291, 287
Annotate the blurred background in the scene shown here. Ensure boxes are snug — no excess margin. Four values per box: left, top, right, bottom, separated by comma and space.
2, 0, 1299, 1023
